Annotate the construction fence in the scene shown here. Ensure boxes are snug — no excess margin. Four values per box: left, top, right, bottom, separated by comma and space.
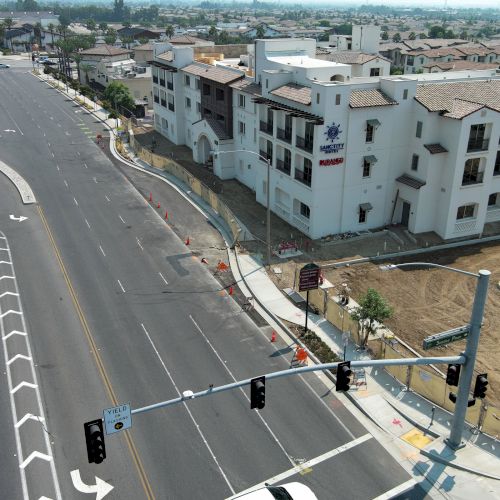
303, 284, 500, 438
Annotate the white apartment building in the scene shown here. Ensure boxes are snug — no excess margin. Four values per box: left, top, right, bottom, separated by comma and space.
152, 38, 500, 242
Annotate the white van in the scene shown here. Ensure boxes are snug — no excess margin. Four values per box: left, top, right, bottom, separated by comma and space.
231, 482, 318, 499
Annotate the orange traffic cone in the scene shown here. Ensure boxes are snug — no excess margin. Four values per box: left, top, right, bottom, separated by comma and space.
229, 286, 233, 295
271, 331, 276, 342
165, 211, 168, 220
157, 201, 161, 209
185, 236, 190, 245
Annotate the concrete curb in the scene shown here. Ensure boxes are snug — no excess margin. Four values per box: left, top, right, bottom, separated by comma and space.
0, 159, 37, 204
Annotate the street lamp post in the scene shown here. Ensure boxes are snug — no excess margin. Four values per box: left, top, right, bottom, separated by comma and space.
212, 149, 272, 266
382, 262, 490, 450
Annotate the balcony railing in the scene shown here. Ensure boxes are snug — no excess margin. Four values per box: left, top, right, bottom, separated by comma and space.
260, 121, 273, 135
296, 135, 313, 153
294, 169, 311, 187
277, 128, 292, 143
467, 138, 489, 153
159, 79, 165, 87
167, 82, 174, 90
259, 150, 272, 163
462, 171, 484, 186
276, 159, 291, 175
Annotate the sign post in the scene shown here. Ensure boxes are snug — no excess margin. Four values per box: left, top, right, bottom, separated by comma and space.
299, 263, 321, 333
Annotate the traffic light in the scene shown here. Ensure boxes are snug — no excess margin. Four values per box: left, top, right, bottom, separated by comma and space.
250, 376, 266, 410
84, 419, 106, 464
336, 361, 352, 392
473, 373, 488, 399
446, 364, 461, 387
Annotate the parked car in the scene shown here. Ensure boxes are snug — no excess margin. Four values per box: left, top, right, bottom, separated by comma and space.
232, 483, 318, 499
0, 63, 10, 69
41, 60, 57, 66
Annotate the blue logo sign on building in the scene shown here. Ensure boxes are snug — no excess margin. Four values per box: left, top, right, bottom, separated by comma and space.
321, 122, 345, 154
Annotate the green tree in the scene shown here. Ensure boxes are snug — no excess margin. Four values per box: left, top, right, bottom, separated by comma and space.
408, 31, 416, 40
79, 62, 93, 84
104, 81, 135, 113
99, 22, 108, 33
351, 288, 393, 348
165, 24, 175, 39
392, 32, 401, 42
86, 19, 96, 32
381, 30, 388, 40
256, 24, 265, 39
428, 25, 445, 38
105, 28, 117, 45
47, 22, 55, 49
208, 24, 217, 41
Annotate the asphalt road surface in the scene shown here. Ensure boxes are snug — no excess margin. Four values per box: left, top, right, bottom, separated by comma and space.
0, 66, 421, 499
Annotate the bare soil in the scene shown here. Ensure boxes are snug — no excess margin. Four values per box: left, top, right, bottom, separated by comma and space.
273, 242, 500, 407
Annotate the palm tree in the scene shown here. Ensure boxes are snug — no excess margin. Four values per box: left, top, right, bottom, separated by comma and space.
73, 53, 82, 82
256, 24, 266, 39
47, 23, 55, 50
165, 24, 175, 39
79, 62, 93, 85
4, 17, 14, 52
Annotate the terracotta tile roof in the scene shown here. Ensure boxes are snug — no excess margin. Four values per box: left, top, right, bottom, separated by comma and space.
270, 83, 311, 106
424, 143, 448, 154
205, 117, 231, 140
230, 79, 261, 96
80, 45, 132, 56
396, 174, 426, 189
321, 51, 390, 65
406, 47, 463, 58
181, 63, 244, 84
134, 43, 153, 51
422, 60, 499, 71
349, 89, 398, 108
157, 51, 174, 62
415, 80, 500, 117
169, 35, 209, 45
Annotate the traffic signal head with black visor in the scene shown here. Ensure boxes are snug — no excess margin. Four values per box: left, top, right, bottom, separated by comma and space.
250, 376, 266, 410
84, 419, 106, 464
336, 361, 352, 392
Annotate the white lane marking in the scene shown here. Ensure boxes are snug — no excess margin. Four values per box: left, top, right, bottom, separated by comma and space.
84, 219, 91, 229
51, 152, 55, 158
47, 143, 51, 147
227, 434, 373, 500
136, 238, 144, 251
0, 259, 12, 264
0, 275, 15, 281
93, 177, 97, 183
43, 132, 46, 137
84, 163, 88, 169
9, 215, 28, 222
7, 353, 31, 365
15, 413, 44, 429
56, 165, 60, 171
158, 272, 168, 285
0, 291, 19, 299
2, 330, 26, 340
117, 280, 125, 293
118, 215, 126, 224
64, 180, 68, 189
140, 323, 235, 495
73, 197, 78, 206
105, 195, 110, 202
70, 470, 113, 499
11, 381, 37, 394
189, 314, 295, 466
99, 245, 106, 257
77, 151, 80, 156
0, 309, 21, 318
1, 104, 25, 136
20, 451, 52, 469
371, 479, 417, 500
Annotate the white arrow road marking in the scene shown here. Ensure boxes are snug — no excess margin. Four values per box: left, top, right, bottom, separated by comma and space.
9, 215, 28, 222
20, 451, 52, 469
15, 413, 44, 428
3, 129, 16, 133
70, 470, 114, 500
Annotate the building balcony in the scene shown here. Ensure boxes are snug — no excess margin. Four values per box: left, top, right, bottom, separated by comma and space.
259, 150, 272, 164
296, 135, 313, 154
159, 79, 165, 87
467, 138, 489, 153
277, 128, 292, 143
259, 121, 273, 135
462, 171, 484, 186
294, 169, 311, 187
276, 159, 291, 175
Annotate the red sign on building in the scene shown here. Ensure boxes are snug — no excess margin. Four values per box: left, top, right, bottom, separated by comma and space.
319, 158, 344, 167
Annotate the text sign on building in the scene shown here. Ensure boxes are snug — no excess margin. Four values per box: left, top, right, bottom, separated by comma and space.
103, 403, 132, 435
422, 325, 469, 350
299, 263, 321, 292
319, 158, 344, 167
321, 122, 344, 153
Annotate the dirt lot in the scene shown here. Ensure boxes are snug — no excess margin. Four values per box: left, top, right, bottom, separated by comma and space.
274, 242, 500, 408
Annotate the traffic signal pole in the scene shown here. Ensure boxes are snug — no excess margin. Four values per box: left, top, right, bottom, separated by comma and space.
129, 355, 464, 417
447, 270, 490, 450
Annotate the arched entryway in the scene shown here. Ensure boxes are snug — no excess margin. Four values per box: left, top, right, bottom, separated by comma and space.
197, 134, 213, 165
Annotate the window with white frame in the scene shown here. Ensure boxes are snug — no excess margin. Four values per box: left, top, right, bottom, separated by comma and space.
238, 94, 245, 108
238, 121, 245, 135
186, 97, 191, 108
300, 202, 310, 219
488, 193, 499, 208
365, 123, 374, 143
184, 74, 190, 86
411, 154, 419, 171
456, 203, 476, 220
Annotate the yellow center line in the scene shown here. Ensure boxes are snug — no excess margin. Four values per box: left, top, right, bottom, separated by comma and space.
37, 205, 155, 500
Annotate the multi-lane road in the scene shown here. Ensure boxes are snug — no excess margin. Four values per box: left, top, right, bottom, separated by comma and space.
0, 59, 421, 499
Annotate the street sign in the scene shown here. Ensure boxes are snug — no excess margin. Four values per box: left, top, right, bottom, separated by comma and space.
299, 263, 321, 292
423, 325, 469, 350
103, 403, 132, 435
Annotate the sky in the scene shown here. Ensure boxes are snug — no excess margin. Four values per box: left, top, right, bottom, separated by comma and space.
291, 0, 499, 8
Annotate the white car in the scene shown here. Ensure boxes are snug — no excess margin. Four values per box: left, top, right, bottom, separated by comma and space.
0, 63, 10, 69
232, 482, 318, 499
